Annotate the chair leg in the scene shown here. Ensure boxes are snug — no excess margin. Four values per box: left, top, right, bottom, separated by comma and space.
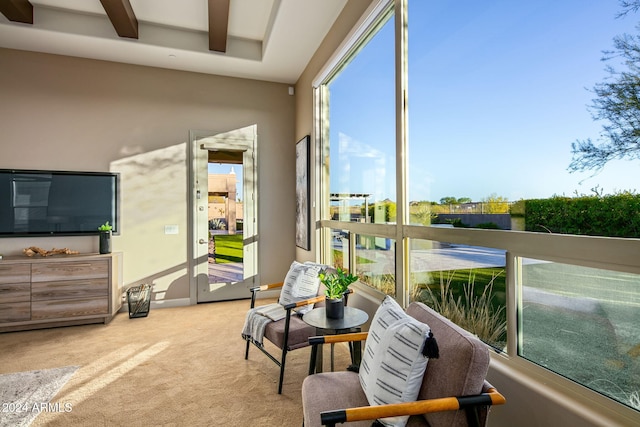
245, 339, 250, 359
464, 406, 482, 427
308, 344, 318, 375
278, 347, 288, 394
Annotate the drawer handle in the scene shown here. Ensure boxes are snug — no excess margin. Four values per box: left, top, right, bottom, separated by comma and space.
48, 263, 94, 269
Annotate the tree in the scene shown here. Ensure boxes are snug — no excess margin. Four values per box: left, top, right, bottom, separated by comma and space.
439, 196, 457, 205
569, 1, 640, 172
439, 196, 472, 204
481, 193, 510, 213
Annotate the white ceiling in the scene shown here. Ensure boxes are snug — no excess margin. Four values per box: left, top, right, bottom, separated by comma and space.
0, 0, 348, 83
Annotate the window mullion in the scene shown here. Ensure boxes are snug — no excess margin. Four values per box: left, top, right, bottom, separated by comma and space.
395, 0, 409, 306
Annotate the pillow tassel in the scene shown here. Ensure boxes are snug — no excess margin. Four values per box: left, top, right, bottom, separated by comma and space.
422, 331, 439, 359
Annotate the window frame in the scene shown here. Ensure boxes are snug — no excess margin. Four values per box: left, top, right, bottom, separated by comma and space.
312, 0, 640, 419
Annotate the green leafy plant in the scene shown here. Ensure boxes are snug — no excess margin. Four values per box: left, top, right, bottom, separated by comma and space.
98, 221, 113, 231
319, 267, 358, 300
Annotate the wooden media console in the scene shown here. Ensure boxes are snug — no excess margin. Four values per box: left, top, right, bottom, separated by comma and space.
0, 252, 123, 332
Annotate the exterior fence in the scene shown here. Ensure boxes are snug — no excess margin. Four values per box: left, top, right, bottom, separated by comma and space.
428, 202, 514, 214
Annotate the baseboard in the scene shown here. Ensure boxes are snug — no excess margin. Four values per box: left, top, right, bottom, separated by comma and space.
151, 298, 191, 309
118, 298, 192, 314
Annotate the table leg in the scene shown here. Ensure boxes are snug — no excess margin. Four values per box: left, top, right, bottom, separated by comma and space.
313, 327, 324, 374
347, 328, 362, 372
353, 340, 362, 365
330, 343, 335, 371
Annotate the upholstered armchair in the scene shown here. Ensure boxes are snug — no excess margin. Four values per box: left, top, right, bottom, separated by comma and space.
302, 297, 505, 427
243, 261, 343, 394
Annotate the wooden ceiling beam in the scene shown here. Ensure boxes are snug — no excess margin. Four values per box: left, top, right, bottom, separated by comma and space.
208, 0, 230, 53
99, 0, 138, 39
0, 0, 33, 24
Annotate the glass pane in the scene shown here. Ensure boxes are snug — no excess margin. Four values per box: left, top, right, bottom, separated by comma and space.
355, 234, 396, 296
519, 259, 640, 410
327, 13, 396, 225
328, 228, 349, 271
409, 239, 507, 350
207, 163, 243, 283
407, 0, 640, 232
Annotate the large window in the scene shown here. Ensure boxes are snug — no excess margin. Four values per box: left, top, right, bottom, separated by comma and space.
316, 0, 640, 414
326, 9, 395, 226
519, 259, 640, 411
409, 239, 507, 351
407, 0, 640, 229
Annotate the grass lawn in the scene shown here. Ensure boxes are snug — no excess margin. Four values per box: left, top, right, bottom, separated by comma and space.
213, 234, 243, 263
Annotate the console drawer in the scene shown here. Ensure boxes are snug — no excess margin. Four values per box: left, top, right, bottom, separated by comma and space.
0, 301, 30, 322
32, 298, 108, 320
0, 283, 30, 303
32, 261, 108, 282
32, 279, 108, 301
0, 264, 31, 284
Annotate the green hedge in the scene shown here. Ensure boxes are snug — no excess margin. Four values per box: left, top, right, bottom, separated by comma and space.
522, 194, 640, 237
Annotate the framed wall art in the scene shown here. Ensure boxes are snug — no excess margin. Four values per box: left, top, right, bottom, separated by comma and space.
296, 135, 311, 250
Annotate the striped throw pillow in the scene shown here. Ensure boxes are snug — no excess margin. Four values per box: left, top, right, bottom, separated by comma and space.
359, 296, 431, 427
278, 261, 321, 314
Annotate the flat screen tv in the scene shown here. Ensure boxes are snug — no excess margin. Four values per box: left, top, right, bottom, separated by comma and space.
0, 169, 119, 237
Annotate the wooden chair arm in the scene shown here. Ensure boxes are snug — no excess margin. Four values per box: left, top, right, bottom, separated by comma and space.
249, 282, 284, 293
321, 388, 506, 426
283, 294, 326, 310
309, 332, 369, 346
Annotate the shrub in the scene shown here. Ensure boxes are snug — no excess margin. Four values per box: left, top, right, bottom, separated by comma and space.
209, 218, 226, 230
524, 192, 640, 237
450, 218, 469, 228
475, 222, 500, 229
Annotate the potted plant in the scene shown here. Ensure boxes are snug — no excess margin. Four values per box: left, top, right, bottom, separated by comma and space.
98, 221, 112, 254
318, 267, 358, 319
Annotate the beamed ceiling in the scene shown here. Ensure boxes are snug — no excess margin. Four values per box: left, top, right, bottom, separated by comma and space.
0, 0, 348, 83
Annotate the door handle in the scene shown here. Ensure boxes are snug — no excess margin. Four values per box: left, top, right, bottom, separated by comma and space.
199, 239, 207, 244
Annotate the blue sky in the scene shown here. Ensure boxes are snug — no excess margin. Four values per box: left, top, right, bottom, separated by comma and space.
330, 0, 640, 203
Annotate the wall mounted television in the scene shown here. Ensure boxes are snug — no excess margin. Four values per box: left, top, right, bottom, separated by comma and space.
0, 169, 119, 237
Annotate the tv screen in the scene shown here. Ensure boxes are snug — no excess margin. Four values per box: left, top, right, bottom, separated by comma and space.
0, 169, 119, 236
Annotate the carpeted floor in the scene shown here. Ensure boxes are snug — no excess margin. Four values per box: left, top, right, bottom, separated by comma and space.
0, 299, 351, 426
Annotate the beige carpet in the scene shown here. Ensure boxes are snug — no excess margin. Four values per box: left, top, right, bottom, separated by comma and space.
0, 299, 351, 426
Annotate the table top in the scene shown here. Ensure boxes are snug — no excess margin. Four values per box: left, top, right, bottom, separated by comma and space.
303, 306, 369, 331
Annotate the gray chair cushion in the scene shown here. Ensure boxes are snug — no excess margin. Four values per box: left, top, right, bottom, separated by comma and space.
302, 371, 371, 427
302, 371, 431, 427
263, 314, 317, 350
407, 302, 489, 427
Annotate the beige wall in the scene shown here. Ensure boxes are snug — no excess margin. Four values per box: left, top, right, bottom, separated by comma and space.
0, 47, 296, 301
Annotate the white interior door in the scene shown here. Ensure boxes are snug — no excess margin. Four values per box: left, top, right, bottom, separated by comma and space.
190, 126, 257, 302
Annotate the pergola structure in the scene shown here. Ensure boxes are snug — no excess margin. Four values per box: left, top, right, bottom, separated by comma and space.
330, 193, 371, 222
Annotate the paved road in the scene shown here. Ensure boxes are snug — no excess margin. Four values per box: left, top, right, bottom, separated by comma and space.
355, 244, 508, 275
410, 245, 507, 272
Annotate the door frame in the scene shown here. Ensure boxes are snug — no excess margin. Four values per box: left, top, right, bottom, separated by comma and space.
188, 126, 258, 304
